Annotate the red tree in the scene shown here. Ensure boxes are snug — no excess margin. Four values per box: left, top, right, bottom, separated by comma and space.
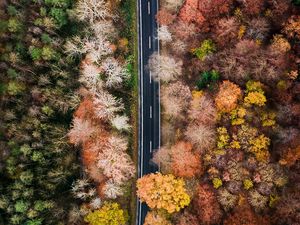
193, 184, 223, 225
156, 9, 175, 25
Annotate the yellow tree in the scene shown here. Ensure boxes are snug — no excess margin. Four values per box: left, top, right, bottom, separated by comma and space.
84, 202, 128, 225
137, 173, 190, 213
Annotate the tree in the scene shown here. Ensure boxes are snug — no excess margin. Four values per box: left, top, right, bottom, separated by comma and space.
68, 118, 96, 146
175, 211, 199, 225
179, 0, 205, 25
92, 91, 124, 120
97, 142, 135, 185
137, 173, 190, 213
240, 0, 265, 15
161, 81, 191, 119
156, 9, 175, 25
79, 61, 103, 91
162, 0, 184, 12
84, 202, 128, 225
111, 115, 131, 131
171, 141, 202, 178
170, 20, 198, 40
152, 146, 172, 173
215, 18, 239, 47
157, 25, 172, 44
188, 93, 217, 126
193, 184, 223, 225
148, 53, 182, 82
283, 15, 300, 39
224, 201, 270, 225
192, 39, 216, 61
215, 80, 242, 112
74, 0, 114, 23
101, 57, 128, 88
185, 124, 215, 152
144, 211, 172, 225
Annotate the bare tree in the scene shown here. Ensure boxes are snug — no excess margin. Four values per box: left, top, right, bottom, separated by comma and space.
97, 148, 135, 185
161, 81, 191, 119
91, 20, 117, 39
111, 115, 131, 131
68, 118, 96, 146
185, 124, 215, 152
79, 62, 103, 91
148, 53, 182, 82
162, 0, 184, 13
64, 36, 87, 57
75, 0, 115, 23
83, 36, 113, 63
103, 180, 123, 199
157, 25, 172, 44
101, 57, 128, 88
92, 91, 124, 120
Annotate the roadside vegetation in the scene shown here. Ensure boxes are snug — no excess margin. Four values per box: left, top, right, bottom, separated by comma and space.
0, 0, 137, 224
137, 0, 300, 224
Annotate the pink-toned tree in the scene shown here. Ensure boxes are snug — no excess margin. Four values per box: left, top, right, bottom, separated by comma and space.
156, 9, 176, 25
171, 141, 202, 178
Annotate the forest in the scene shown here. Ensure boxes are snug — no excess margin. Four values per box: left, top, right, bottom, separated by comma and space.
1, 0, 300, 225
136, 0, 300, 224
0, 0, 136, 224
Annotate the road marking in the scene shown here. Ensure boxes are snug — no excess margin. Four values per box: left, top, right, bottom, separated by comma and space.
148, 1, 151, 15
149, 71, 152, 83
150, 106, 152, 118
150, 141, 152, 153
149, 36, 151, 49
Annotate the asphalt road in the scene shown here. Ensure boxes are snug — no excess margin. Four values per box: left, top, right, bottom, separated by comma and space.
136, 0, 160, 224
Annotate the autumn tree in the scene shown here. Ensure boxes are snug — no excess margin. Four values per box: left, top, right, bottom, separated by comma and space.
84, 202, 128, 225
179, 0, 205, 25
215, 80, 242, 112
283, 15, 300, 39
74, 0, 114, 23
193, 184, 223, 225
224, 201, 270, 225
188, 93, 217, 126
171, 141, 202, 178
157, 25, 172, 44
148, 53, 183, 82
144, 211, 172, 225
175, 211, 199, 225
162, 0, 184, 13
156, 9, 175, 25
137, 173, 190, 213
97, 135, 135, 185
185, 124, 215, 152
214, 17, 239, 48
68, 118, 96, 146
161, 81, 191, 119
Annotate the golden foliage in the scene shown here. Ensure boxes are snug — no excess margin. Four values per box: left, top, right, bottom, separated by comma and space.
84, 202, 128, 225
137, 173, 190, 213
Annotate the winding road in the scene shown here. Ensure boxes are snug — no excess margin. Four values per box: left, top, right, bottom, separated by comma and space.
136, 0, 160, 224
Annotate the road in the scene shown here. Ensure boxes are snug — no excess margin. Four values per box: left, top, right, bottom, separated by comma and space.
136, 0, 160, 224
